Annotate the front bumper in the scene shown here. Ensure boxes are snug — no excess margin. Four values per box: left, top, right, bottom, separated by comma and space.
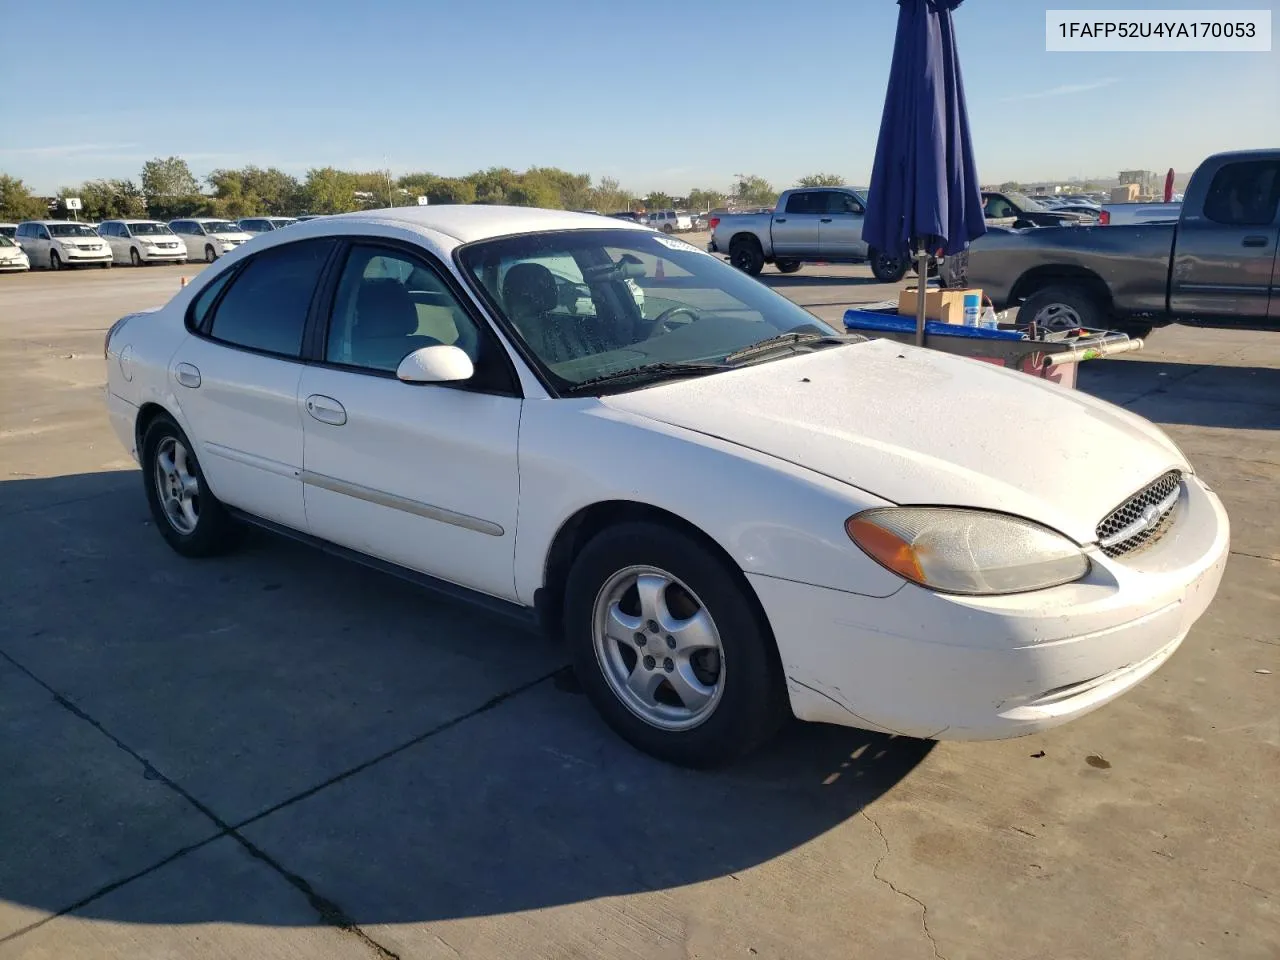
751, 475, 1230, 740
138, 245, 186, 261
63, 247, 111, 263
0, 258, 29, 271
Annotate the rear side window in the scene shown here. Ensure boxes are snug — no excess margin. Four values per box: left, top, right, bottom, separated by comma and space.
1203, 161, 1280, 226
205, 239, 334, 357
784, 192, 818, 214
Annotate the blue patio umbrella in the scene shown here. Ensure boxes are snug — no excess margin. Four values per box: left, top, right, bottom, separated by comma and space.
862, 0, 986, 345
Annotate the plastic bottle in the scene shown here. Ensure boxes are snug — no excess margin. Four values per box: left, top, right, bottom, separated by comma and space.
963, 292, 980, 327
980, 305, 999, 330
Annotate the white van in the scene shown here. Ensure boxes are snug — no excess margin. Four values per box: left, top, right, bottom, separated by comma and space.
98, 220, 187, 266
15, 220, 111, 270
169, 218, 254, 262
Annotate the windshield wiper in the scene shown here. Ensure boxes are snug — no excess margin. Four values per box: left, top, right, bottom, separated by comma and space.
562, 361, 730, 395
723, 331, 856, 364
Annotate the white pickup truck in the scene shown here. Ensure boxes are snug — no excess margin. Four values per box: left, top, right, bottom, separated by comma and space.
707, 186, 911, 281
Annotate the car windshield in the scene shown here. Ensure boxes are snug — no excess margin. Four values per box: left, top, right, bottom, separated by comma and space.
270, 218, 297, 227
47, 223, 99, 237
459, 228, 842, 392
1006, 193, 1046, 211
0, 236, 16, 248
203, 221, 239, 233
129, 222, 172, 235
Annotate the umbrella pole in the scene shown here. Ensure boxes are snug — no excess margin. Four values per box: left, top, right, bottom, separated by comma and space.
915, 240, 927, 346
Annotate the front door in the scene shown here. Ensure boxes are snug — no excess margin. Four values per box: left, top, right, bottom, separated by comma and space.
168, 237, 337, 532
1169, 158, 1280, 324
771, 191, 822, 258
817, 190, 868, 259
298, 241, 522, 601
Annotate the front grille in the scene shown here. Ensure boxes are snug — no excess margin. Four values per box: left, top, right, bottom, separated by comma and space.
1096, 470, 1183, 558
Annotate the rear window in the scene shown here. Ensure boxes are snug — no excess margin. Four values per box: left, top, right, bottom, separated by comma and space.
205, 239, 334, 357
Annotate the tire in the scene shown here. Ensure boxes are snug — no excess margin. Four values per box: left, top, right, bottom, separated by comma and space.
868, 248, 909, 283
49, 250, 62, 271
1018, 284, 1105, 331
100, 260, 111, 269
662, 223, 674, 234
130, 247, 142, 267
141, 413, 242, 558
205, 244, 217, 263
729, 237, 765, 276
563, 520, 788, 768
775, 259, 802, 274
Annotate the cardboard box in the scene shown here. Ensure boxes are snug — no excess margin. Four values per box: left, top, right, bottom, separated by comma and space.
897, 287, 982, 325
1111, 184, 1140, 203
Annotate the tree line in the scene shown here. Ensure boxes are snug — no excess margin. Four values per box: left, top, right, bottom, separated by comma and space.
1, 157, 855, 223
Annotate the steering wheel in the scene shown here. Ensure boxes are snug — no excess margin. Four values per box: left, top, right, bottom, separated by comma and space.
650, 305, 699, 334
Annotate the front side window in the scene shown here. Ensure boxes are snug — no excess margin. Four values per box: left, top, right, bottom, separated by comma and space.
784, 192, 818, 215
324, 245, 483, 374
205, 239, 334, 357
459, 228, 836, 391
1203, 161, 1280, 226
204, 221, 238, 235
48, 223, 97, 238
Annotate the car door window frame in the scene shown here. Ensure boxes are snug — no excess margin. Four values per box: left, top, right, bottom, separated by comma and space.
302, 237, 523, 398
187, 237, 342, 360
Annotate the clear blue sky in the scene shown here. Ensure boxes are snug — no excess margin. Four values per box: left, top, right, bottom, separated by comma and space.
1, 0, 1276, 194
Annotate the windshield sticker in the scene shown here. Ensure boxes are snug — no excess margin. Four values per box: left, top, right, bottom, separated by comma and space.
653, 235, 707, 255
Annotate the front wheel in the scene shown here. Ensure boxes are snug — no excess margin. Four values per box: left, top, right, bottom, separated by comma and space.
662, 223, 674, 234
130, 247, 142, 267
49, 250, 62, 271
205, 244, 217, 263
563, 521, 788, 768
99, 260, 111, 269
141, 414, 242, 558
868, 248, 909, 283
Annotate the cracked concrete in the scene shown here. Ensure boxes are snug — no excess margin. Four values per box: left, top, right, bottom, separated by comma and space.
1, 259, 1278, 959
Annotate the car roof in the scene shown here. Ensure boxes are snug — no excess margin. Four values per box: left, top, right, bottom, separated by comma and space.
22, 219, 92, 225
317, 204, 649, 244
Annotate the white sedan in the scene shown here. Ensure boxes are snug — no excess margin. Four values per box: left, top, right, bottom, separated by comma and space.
0, 235, 30, 272
101, 206, 1229, 767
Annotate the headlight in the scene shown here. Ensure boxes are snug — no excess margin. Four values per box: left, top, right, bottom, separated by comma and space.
845, 507, 1089, 596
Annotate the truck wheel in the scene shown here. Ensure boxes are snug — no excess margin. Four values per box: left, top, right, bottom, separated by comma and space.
729, 237, 765, 276
868, 248, 908, 283
775, 259, 802, 274
1018, 285, 1104, 331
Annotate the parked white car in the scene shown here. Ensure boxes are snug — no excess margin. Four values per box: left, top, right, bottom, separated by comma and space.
0, 235, 30, 272
101, 206, 1229, 768
237, 216, 298, 235
646, 210, 693, 233
170, 218, 254, 262
0, 222, 17, 240
98, 220, 187, 266
16, 220, 111, 269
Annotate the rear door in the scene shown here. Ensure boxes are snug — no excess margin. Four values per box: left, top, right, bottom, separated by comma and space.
817, 190, 868, 259
168, 237, 337, 531
1170, 159, 1280, 324
771, 192, 822, 257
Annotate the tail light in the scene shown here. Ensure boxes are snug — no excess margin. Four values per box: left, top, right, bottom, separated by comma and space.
708, 217, 720, 231
1098, 210, 1110, 225
104, 316, 130, 358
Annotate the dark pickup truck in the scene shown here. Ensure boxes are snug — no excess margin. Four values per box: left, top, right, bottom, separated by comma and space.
942, 149, 1280, 337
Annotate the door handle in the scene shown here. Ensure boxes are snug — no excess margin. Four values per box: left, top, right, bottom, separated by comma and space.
820, 218, 833, 223
1242, 236, 1268, 247
305, 394, 347, 426
774, 218, 787, 223
174, 362, 201, 388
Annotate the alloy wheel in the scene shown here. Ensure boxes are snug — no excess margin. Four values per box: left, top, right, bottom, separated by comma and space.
153, 436, 201, 535
591, 565, 725, 731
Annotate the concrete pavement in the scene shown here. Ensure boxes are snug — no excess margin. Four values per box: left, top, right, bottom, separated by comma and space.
0, 257, 1276, 959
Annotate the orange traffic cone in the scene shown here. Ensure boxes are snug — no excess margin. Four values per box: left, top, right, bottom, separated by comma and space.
180, 276, 187, 287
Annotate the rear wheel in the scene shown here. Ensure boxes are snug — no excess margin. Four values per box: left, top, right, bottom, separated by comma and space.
141, 414, 241, 558
564, 521, 787, 768
729, 237, 765, 276
868, 248, 908, 283
1018, 284, 1104, 331
775, 259, 802, 274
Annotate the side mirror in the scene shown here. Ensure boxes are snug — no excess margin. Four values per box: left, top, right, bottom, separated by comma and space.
396, 344, 474, 384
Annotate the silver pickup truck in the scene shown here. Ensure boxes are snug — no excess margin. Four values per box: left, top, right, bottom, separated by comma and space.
708, 186, 910, 281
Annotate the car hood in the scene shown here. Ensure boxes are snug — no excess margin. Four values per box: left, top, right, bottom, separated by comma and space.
603, 338, 1187, 544
0, 245, 26, 259
210, 231, 252, 242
